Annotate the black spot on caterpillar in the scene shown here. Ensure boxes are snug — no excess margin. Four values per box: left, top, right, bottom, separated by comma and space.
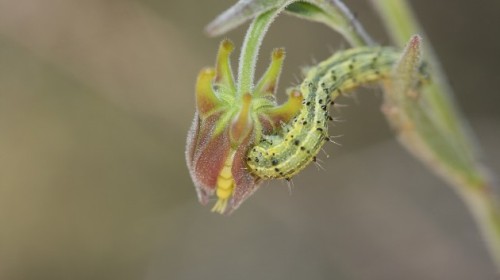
247, 46, 424, 179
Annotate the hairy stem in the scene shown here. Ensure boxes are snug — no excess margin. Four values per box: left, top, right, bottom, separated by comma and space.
237, 7, 284, 97
372, 0, 500, 270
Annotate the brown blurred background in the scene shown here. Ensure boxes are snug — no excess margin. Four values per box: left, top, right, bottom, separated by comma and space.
0, 0, 499, 279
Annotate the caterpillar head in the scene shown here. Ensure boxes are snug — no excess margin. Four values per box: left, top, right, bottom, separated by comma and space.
185, 39, 303, 214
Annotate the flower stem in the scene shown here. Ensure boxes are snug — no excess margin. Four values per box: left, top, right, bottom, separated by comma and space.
372, 0, 500, 270
237, 7, 284, 97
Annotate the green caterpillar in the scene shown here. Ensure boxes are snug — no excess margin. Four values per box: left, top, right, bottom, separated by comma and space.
246, 46, 420, 179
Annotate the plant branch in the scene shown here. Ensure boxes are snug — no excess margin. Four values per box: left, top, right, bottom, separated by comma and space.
372, 0, 500, 270
237, 7, 285, 96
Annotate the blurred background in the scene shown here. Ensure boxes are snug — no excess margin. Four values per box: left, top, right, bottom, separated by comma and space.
0, 0, 499, 279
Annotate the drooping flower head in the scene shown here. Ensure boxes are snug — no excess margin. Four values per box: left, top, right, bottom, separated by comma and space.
186, 39, 302, 214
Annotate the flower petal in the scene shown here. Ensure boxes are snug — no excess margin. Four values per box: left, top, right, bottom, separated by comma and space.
186, 112, 229, 204
215, 39, 236, 92
263, 88, 303, 126
228, 133, 261, 213
255, 48, 285, 98
196, 68, 222, 118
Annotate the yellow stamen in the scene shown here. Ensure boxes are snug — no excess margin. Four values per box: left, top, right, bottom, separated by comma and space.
211, 152, 236, 214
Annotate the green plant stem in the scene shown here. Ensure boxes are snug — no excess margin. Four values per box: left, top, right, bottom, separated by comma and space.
372, 0, 500, 270
372, 0, 473, 153
458, 180, 500, 270
237, 7, 283, 97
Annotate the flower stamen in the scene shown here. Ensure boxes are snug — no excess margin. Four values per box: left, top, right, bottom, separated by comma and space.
212, 151, 236, 214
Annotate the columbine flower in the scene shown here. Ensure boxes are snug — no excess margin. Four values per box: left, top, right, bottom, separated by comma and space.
185, 39, 302, 214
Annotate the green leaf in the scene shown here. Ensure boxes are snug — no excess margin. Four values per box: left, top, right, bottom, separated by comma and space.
205, 0, 289, 36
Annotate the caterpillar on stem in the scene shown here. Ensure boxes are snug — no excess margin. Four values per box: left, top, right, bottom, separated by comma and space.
187, 36, 426, 214
247, 46, 426, 180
